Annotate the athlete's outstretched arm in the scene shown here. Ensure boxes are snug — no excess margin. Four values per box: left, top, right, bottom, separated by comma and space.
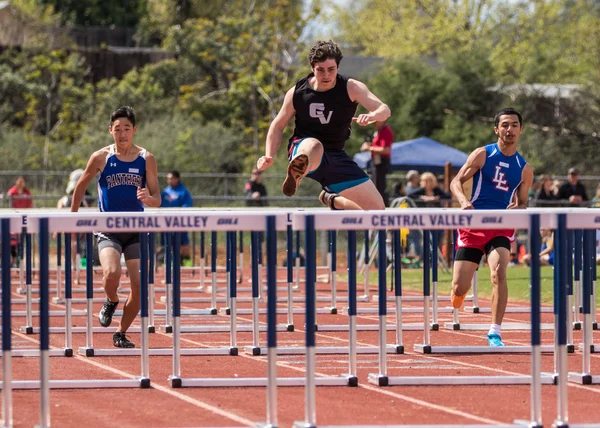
70, 150, 105, 212
138, 152, 161, 207
509, 163, 534, 209
347, 79, 390, 126
450, 148, 486, 210
257, 87, 296, 171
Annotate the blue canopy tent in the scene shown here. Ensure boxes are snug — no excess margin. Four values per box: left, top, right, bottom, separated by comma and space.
353, 137, 469, 173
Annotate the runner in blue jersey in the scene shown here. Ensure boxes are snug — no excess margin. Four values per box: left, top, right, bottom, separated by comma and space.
256, 40, 390, 210
70, 106, 161, 348
450, 108, 534, 347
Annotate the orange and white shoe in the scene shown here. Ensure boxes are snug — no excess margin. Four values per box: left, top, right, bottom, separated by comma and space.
282, 154, 308, 196
450, 291, 465, 309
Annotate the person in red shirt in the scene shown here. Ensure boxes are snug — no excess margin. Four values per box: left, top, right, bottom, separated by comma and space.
361, 121, 394, 206
6, 176, 33, 266
7, 176, 33, 209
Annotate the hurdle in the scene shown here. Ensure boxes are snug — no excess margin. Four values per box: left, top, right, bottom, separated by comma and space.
569, 227, 600, 385
415, 218, 558, 355
319, 229, 426, 334
2, 216, 149, 428
170, 213, 351, 394
292, 210, 549, 428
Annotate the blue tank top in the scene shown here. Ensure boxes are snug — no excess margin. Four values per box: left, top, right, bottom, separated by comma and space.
470, 143, 526, 210
97, 145, 147, 212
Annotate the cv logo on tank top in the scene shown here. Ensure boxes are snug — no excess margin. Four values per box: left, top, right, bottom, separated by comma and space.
492, 165, 509, 191
309, 103, 333, 124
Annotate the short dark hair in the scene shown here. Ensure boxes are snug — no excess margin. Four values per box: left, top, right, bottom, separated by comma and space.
494, 108, 522, 128
110, 106, 136, 127
309, 40, 343, 68
169, 170, 180, 179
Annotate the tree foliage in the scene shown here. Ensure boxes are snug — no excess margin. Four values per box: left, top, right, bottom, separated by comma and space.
38, 0, 147, 27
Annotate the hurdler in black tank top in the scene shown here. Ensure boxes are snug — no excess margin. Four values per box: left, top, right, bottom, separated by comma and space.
291, 73, 358, 152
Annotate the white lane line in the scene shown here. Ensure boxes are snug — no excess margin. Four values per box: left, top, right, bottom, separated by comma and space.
11, 331, 254, 426
164, 329, 508, 425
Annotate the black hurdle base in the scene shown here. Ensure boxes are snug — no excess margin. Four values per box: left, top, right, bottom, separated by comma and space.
140, 377, 151, 389
395, 345, 404, 354
431, 323, 439, 331
286, 324, 295, 332
347, 376, 358, 387
64, 348, 73, 357
573, 322, 582, 331
148, 326, 155, 333
170, 377, 182, 388
229, 347, 238, 356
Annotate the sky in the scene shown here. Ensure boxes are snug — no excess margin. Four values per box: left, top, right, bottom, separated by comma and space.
302, 0, 350, 40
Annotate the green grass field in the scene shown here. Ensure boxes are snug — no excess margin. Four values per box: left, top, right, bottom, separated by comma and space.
340, 265, 600, 306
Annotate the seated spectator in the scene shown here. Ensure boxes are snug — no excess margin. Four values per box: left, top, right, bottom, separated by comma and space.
391, 182, 406, 201
532, 174, 557, 207
523, 229, 554, 266
528, 175, 540, 200
591, 183, 600, 208
408, 172, 451, 207
7, 176, 33, 209
245, 168, 268, 207
405, 170, 420, 195
556, 167, 588, 206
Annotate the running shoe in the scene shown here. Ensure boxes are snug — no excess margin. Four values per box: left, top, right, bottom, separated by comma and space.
450, 291, 465, 309
487, 333, 505, 347
113, 332, 135, 348
282, 154, 308, 196
99, 299, 119, 327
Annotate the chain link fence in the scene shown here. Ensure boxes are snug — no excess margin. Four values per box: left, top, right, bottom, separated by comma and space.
1, 171, 599, 209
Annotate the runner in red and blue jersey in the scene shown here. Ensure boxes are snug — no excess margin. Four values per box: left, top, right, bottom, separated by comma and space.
450, 108, 534, 347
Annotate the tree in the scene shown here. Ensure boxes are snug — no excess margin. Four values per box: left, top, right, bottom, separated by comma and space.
38, 0, 148, 27
332, 0, 600, 84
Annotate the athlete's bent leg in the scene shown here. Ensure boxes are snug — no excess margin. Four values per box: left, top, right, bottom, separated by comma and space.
451, 260, 478, 308
119, 258, 141, 333
283, 139, 324, 196
338, 180, 385, 210
487, 247, 510, 326
99, 247, 122, 302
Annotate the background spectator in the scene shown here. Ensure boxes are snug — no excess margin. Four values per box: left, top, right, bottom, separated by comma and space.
7, 176, 33, 208
161, 170, 193, 265
408, 172, 451, 208
591, 183, 600, 208
532, 174, 557, 207
360, 120, 394, 206
522, 229, 554, 266
405, 170, 420, 195
557, 167, 588, 206
551, 179, 563, 197
528, 175, 540, 199
7, 176, 32, 266
392, 181, 406, 201
245, 168, 268, 207
57, 169, 90, 209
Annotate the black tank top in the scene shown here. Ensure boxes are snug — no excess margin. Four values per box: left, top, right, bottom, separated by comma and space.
291, 73, 358, 152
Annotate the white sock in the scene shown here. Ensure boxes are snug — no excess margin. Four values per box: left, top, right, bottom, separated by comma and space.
488, 324, 502, 336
